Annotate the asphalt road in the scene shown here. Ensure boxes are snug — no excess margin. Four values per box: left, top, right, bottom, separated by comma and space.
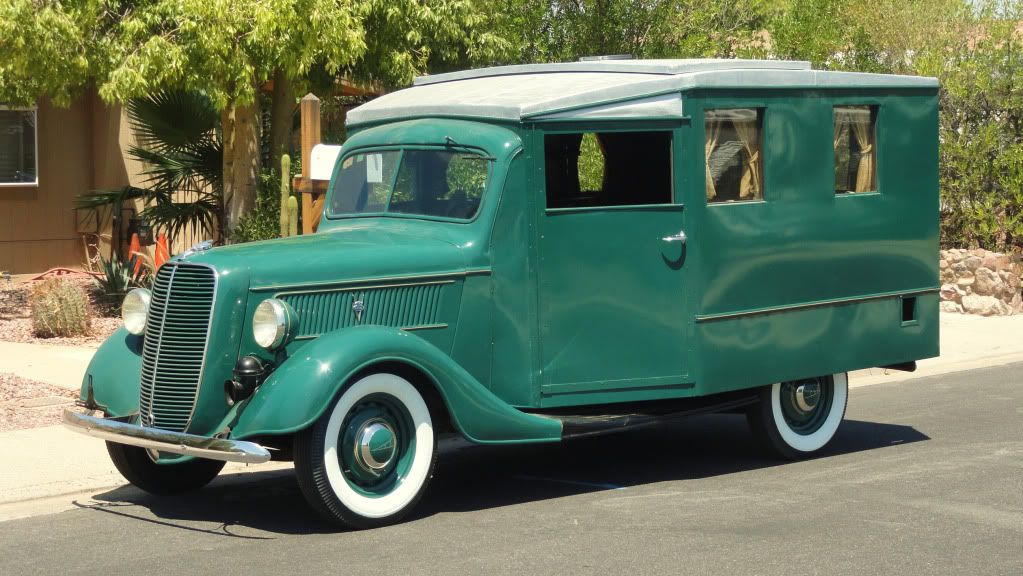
2, 365, 1022, 576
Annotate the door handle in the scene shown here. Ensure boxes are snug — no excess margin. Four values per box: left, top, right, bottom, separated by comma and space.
661, 230, 687, 245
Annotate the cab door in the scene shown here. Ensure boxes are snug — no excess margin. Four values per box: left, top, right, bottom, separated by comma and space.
535, 128, 688, 405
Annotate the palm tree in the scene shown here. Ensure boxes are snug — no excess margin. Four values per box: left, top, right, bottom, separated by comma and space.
76, 90, 225, 251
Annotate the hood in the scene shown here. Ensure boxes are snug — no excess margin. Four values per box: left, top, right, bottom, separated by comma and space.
183, 218, 471, 289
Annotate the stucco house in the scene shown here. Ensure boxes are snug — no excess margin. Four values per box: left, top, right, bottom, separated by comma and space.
0, 91, 157, 274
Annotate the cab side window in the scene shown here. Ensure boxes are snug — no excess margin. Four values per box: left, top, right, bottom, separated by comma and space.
705, 108, 763, 203
834, 105, 877, 193
544, 131, 672, 208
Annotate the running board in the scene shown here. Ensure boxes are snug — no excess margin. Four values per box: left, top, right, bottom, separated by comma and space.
548, 394, 760, 440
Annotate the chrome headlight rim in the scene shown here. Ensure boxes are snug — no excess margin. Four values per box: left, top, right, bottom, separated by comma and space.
121, 288, 152, 336
253, 298, 293, 350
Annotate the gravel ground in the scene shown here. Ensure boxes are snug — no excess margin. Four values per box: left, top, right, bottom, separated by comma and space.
0, 277, 120, 348
0, 373, 78, 432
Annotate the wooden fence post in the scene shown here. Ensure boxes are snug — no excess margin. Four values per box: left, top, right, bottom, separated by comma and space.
294, 93, 327, 234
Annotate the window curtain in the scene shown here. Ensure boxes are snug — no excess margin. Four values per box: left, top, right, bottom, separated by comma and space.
704, 118, 722, 200
850, 110, 874, 192
834, 109, 850, 191
733, 115, 762, 200
833, 112, 848, 151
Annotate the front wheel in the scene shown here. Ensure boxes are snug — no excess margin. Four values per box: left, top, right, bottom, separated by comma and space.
106, 442, 225, 494
747, 373, 848, 459
294, 372, 437, 529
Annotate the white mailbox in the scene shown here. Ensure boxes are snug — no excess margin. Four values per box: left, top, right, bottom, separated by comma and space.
309, 144, 343, 181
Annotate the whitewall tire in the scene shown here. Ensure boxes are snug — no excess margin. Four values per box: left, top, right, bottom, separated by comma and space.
295, 372, 437, 529
747, 373, 848, 459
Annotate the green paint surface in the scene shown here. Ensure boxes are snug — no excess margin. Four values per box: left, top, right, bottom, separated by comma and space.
82, 82, 939, 445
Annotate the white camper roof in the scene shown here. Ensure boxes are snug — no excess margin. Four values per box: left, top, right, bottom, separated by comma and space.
346, 59, 938, 127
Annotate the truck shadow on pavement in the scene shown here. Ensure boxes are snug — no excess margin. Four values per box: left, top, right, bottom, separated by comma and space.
77, 414, 928, 535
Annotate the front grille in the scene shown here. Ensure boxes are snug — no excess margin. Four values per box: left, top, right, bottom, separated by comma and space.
139, 263, 217, 432
279, 282, 446, 339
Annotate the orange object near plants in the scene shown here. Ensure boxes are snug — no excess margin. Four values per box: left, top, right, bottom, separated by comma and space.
155, 234, 170, 269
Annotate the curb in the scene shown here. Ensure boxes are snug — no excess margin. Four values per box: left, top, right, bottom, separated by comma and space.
850, 352, 1023, 388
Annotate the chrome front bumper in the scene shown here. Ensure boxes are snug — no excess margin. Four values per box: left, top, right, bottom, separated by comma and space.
62, 409, 271, 464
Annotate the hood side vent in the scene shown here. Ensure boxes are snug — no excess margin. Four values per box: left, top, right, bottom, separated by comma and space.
278, 281, 449, 338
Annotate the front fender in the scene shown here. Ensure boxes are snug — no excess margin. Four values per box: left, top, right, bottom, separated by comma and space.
79, 327, 143, 417
231, 326, 562, 444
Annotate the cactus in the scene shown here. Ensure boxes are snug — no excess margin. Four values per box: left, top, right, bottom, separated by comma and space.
287, 195, 299, 237
280, 154, 292, 237
29, 278, 91, 338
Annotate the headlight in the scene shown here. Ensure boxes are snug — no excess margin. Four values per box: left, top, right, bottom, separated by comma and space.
253, 298, 293, 349
121, 288, 152, 336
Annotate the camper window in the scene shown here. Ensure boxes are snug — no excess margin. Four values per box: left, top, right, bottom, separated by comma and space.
834, 105, 877, 193
544, 131, 672, 208
705, 108, 763, 203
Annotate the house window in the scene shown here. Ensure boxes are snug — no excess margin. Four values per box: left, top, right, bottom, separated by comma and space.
544, 131, 672, 208
834, 106, 877, 193
0, 108, 37, 185
705, 108, 763, 203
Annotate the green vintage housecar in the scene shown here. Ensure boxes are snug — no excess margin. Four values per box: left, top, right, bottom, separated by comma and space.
65, 59, 940, 529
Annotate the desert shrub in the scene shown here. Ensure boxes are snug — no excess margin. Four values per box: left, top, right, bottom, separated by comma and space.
94, 255, 151, 307
30, 278, 91, 338
913, 6, 1023, 252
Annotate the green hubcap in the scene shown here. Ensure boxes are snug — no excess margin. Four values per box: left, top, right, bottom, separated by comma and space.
338, 394, 415, 495
780, 376, 833, 435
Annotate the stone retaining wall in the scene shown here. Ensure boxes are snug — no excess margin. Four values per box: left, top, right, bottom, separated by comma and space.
939, 249, 1022, 316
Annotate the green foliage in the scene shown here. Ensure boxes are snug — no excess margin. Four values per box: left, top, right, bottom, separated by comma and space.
94, 255, 151, 305
914, 4, 1023, 251
30, 279, 91, 338
500, 0, 771, 63
357, 0, 515, 86
94, 0, 512, 106
578, 134, 606, 192
766, 0, 966, 73
445, 155, 489, 198
0, 0, 113, 106
230, 170, 286, 243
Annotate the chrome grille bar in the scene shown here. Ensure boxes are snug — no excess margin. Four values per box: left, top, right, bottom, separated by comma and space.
139, 263, 216, 432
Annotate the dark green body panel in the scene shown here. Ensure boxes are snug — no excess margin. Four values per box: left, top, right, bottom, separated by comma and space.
681, 90, 939, 393
229, 326, 561, 443
535, 205, 688, 399
79, 328, 143, 416
80, 85, 939, 446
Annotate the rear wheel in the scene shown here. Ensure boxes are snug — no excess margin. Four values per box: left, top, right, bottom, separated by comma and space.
106, 442, 225, 494
294, 372, 437, 529
747, 373, 848, 459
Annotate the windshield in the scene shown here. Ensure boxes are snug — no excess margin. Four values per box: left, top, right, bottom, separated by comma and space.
328, 149, 489, 220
